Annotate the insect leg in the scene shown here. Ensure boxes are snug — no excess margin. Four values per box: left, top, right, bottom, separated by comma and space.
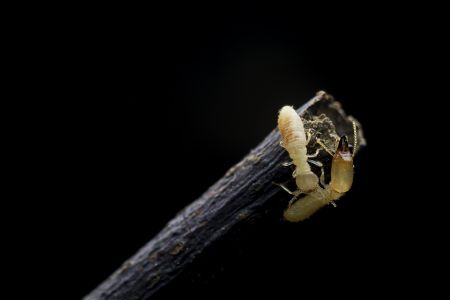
281, 161, 294, 167
288, 194, 300, 208
308, 159, 326, 186
306, 148, 321, 158
272, 182, 301, 196
320, 169, 325, 187
305, 128, 313, 144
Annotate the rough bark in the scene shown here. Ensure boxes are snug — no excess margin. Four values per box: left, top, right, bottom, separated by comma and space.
84, 91, 366, 300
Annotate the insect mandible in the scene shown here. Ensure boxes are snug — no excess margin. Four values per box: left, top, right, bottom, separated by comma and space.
283, 122, 358, 222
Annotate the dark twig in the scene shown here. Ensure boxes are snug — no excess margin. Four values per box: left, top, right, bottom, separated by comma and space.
84, 91, 366, 300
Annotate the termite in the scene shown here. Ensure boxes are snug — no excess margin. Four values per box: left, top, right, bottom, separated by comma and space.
283, 122, 358, 222
277, 106, 320, 194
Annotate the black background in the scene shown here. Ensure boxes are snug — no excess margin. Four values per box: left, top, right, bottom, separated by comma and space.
19, 4, 445, 299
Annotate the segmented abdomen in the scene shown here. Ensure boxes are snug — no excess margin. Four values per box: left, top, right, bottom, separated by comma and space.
283, 188, 337, 222
278, 106, 308, 170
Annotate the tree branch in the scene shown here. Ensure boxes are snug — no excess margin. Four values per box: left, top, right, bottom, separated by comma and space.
84, 91, 366, 300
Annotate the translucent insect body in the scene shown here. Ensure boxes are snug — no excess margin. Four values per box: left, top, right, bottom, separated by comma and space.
283, 135, 354, 222
277, 106, 319, 193
277, 105, 357, 222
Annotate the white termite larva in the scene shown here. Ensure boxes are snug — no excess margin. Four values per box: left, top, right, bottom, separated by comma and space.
277, 106, 319, 193
283, 132, 356, 222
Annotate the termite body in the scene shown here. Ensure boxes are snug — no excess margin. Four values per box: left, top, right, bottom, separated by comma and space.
277, 106, 319, 193
283, 135, 355, 222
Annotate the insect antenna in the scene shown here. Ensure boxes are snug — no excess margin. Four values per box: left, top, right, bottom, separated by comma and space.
352, 121, 358, 157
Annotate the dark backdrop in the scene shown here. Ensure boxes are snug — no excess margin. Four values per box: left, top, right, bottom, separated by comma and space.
29, 6, 442, 299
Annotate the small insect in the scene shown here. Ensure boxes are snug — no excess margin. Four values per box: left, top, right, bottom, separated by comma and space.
277, 106, 320, 193
283, 123, 358, 222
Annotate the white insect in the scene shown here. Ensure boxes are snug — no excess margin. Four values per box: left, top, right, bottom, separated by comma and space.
277, 106, 320, 193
